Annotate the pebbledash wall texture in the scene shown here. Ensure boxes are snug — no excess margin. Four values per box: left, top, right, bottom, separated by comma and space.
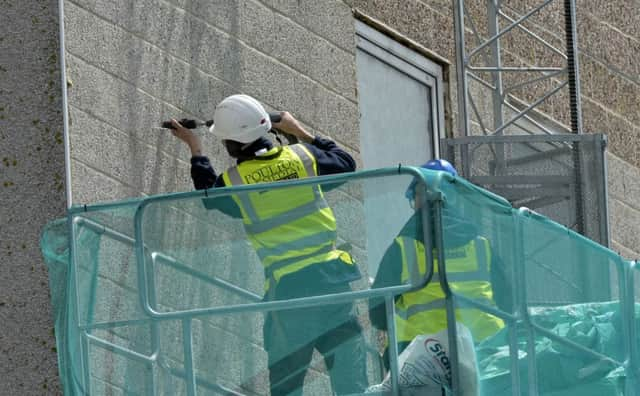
2, 0, 638, 394
0, 0, 66, 394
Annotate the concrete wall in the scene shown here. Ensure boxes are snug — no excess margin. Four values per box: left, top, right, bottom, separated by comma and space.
0, 0, 65, 395
576, 0, 640, 259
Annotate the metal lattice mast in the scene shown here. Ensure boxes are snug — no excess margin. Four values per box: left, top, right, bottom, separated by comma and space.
452, 0, 588, 236
453, 0, 583, 138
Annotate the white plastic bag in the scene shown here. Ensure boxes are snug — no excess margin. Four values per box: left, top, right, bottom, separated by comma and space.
367, 323, 479, 396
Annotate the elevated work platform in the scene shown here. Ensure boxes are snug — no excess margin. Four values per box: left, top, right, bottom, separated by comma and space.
41, 167, 640, 395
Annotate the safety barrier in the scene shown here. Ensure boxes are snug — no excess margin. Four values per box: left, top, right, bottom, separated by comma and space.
41, 166, 639, 395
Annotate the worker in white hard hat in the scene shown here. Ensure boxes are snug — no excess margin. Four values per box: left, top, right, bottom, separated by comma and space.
368, 161, 512, 393
170, 94, 368, 396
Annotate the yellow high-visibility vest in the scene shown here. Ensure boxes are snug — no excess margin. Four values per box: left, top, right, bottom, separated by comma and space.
222, 144, 355, 293
394, 236, 504, 342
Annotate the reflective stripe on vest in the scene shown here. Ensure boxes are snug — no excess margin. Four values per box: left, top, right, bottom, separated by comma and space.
222, 144, 353, 291
394, 236, 504, 342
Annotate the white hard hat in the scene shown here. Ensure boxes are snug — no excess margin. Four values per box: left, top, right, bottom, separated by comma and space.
209, 94, 271, 143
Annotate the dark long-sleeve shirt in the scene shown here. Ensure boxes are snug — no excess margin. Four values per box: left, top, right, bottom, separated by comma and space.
190, 136, 355, 190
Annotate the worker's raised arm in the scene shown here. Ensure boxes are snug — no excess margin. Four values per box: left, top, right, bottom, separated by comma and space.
273, 112, 356, 174
170, 118, 203, 156
190, 156, 218, 190
306, 136, 356, 175
168, 118, 218, 190
272, 111, 314, 143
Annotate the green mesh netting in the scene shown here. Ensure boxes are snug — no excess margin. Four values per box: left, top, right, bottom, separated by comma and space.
40, 167, 640, 396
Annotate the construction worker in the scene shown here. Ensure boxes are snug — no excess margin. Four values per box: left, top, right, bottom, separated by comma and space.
368, 159, 511, 372
170, 94, 368, 396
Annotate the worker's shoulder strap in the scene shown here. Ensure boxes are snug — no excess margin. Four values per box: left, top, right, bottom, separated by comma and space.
395, 236, 423, 285
473, 236, 491, 273
288, 143, 318, 176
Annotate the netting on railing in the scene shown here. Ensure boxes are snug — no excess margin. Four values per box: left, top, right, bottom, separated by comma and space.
41, 166, 639, 395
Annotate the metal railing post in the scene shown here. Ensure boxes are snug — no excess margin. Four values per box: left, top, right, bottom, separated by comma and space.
385, 295, 400, 395
69, 215, 90, 394
516, 209, 539, 395
626, 261, 639, 395
183, 318, 197, 396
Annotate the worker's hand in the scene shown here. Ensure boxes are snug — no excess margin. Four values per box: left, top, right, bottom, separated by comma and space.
272, 112, 314, 143
170, 118, 203, 156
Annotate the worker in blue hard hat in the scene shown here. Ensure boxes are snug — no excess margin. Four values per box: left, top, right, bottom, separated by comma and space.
368, 159, 511, 373
404, 159, 458, 206
170, 94, 368, 396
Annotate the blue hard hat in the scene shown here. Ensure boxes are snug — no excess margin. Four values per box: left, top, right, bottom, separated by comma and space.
405, 159, 458, 201
421, 159, 458, 176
